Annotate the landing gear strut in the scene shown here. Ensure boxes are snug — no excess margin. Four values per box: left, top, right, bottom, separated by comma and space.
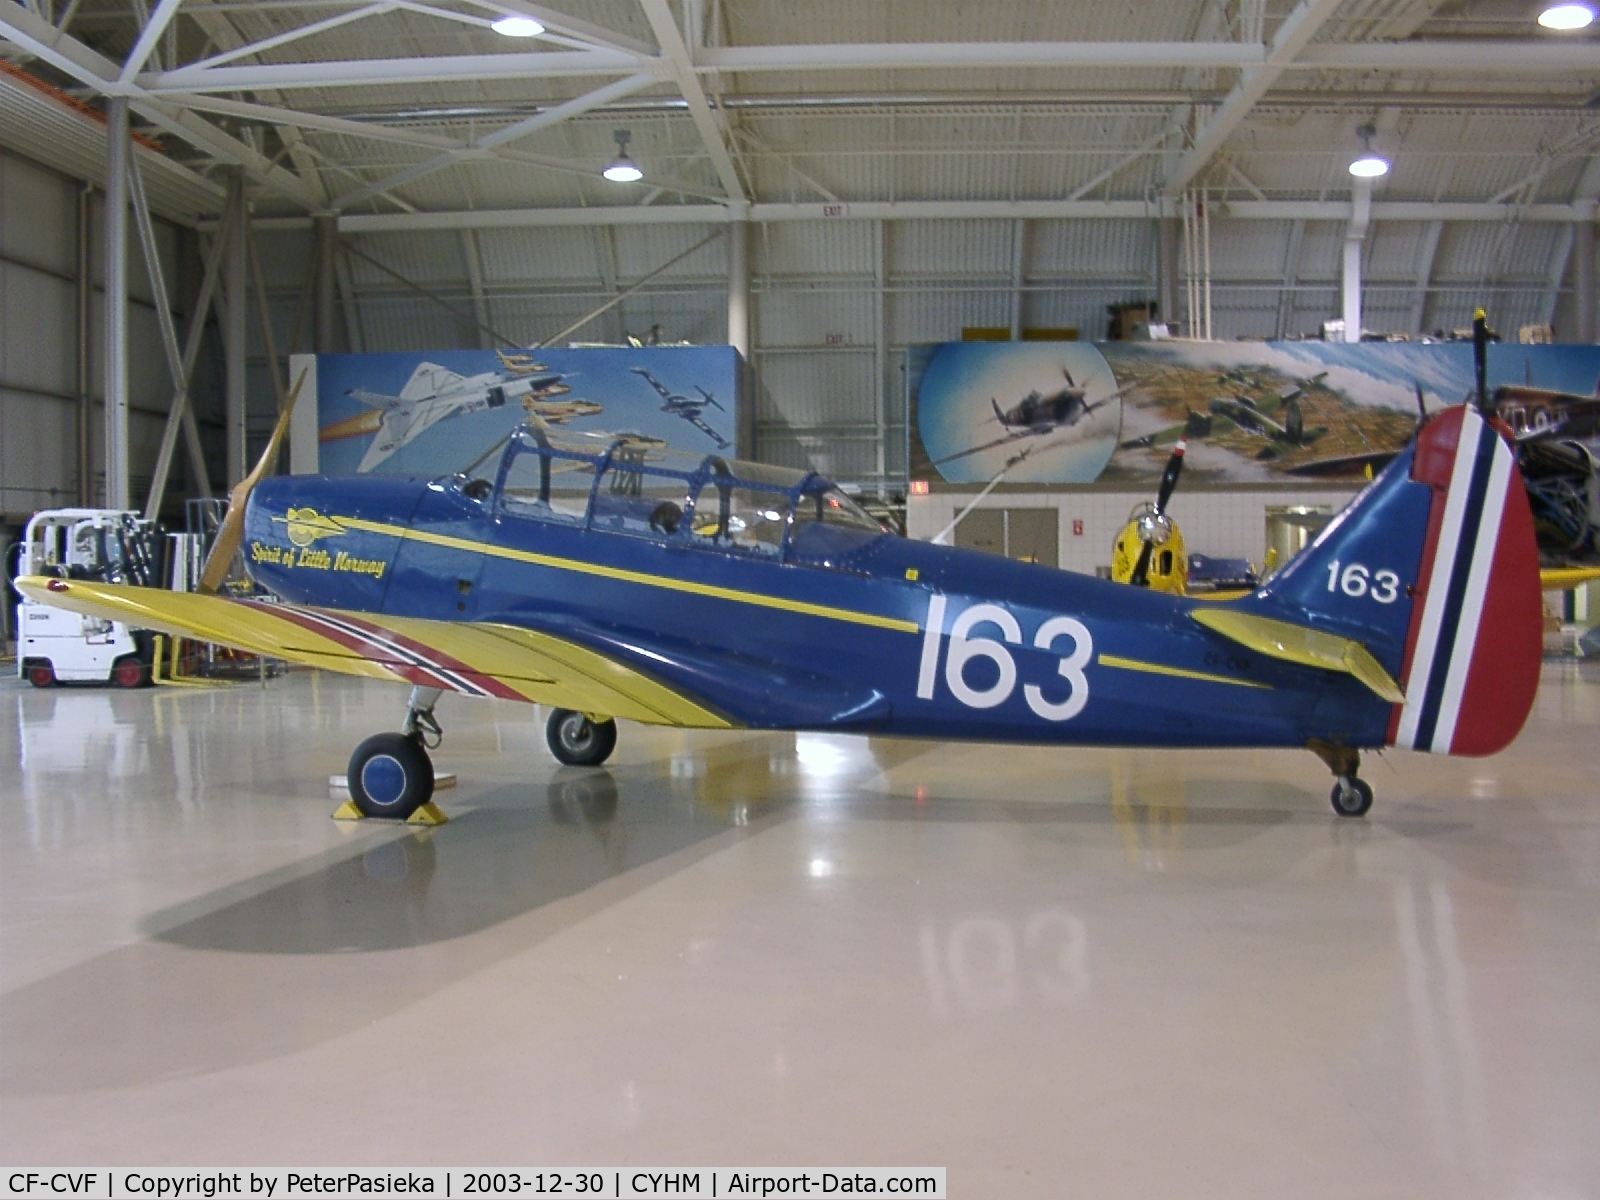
346, 686, 442, 820
547, 708, 617, 767
1309, 738, 1373, 818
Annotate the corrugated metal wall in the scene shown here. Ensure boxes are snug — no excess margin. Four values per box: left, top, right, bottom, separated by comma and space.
242, 206, 1589, 494
0, 146, 214, 521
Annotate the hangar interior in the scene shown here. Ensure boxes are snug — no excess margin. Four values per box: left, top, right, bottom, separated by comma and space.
3, 0, 1600, 1192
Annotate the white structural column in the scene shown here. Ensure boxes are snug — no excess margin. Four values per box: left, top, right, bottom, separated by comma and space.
314, 214, 337, 352
76, 183, 92, 506
874, 218, 887, 489
1157, 211, 1179, 331
1343, 178, 1372, 343
727, 213, 750, 356
103, 96, 131, 511
224, 170, 248, 485
1009, 218, 1027, 340
1577, 217, 1596, 343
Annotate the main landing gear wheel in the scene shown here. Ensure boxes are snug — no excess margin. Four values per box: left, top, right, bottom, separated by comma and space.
1330, 776, 1374, 818
547, 708, 617, 767
347, 732, 434, 820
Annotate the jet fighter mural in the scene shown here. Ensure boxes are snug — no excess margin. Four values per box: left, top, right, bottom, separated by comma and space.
303, 346, 741, 478
319, 354, 596, 473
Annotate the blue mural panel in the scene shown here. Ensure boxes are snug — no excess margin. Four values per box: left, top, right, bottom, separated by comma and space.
305, 346, 741, 477
909, 340, 1600, 485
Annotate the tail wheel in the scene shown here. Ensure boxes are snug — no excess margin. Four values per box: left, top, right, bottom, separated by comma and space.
547, 708, 617, 767
112, 656, 149, 689
27, 663, 55, 689
1330, 776, 1374, 818
348, 732, 434, 820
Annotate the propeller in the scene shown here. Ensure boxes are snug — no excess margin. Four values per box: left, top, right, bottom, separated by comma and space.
197, 367, 309, 595
1128, 438, 1187, 587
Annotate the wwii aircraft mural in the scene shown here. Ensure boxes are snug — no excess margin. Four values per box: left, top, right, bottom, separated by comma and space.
911, 342, 1126, 484
911, 337, 1600, 487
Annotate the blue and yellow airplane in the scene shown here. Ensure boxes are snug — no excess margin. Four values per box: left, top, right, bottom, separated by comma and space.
17, 392, 1543, 824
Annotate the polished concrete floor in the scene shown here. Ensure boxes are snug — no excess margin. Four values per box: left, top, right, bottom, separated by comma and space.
3, 664, 1599, 1197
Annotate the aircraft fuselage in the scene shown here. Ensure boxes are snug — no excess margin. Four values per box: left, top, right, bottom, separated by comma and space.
242, 469, 1395, 749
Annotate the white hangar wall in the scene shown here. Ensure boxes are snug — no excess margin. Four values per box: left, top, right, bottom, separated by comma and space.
906, 487, 1362, 576
251, 207, 1588, 496
0, 145, 215, 524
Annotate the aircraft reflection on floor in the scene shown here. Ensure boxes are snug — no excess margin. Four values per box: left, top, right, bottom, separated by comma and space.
919, 910, 1089, 1015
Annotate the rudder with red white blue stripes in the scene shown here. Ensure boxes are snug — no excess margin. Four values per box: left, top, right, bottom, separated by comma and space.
1387, 405, 1543, 756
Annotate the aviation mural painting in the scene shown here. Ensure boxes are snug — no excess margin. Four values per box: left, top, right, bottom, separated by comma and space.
909, 339, 1600, 485
295, 346, 741, 477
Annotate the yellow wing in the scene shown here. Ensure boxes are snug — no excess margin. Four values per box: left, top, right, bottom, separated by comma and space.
14, 577, 731, 729
1539, 567, 1600, 592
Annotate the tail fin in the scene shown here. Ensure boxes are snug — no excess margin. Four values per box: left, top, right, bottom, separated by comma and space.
1250, 405, 1542, 756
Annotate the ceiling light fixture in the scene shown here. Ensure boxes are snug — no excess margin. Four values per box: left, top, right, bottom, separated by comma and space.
1348, 122, 1390, 178
1539, 3, 1596, 29
490, 14, 544, 37
603, 129, 643, 182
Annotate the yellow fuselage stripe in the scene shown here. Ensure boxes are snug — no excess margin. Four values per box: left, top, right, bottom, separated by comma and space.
1097, 652, 1273, 690
336, 517, 922, 634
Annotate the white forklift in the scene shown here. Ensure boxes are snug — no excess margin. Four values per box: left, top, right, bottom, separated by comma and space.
15, 509, 164, 688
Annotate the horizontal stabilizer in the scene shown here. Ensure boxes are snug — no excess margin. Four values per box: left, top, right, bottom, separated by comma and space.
1539, 566, 1600, 591
1191, 608, 1405, 704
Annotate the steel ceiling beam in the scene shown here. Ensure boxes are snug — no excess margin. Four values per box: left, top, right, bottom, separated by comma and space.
118, 0, 184, 84
1163, 0, 1346, 197
140, 48, 652, 92
330, 71, 656, 211
229, 197, 1600, 234
184, 2, 394, 72
639, 0, 744, 201
0, 2, 323, 209
72, 38, 1600, 100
